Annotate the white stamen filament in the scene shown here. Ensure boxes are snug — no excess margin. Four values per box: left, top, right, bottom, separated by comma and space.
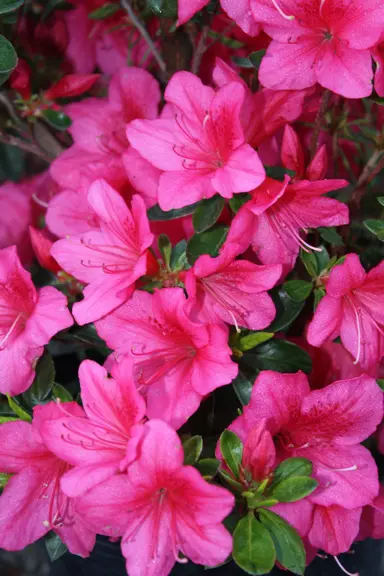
271, 0, 295, 20
329, 465, 358, 472
319, 0, 326, 16
333, 555, 359, 576
348, 298, 362, 365
32, 193, 49, 209
0, 312, 23, 349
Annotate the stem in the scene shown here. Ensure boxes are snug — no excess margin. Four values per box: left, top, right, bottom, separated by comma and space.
0, 130, 51, 162
310, 89, 331, 159
191, 25, 209, 75
120, 0, 167, 78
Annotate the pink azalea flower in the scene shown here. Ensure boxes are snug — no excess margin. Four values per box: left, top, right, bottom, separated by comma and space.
184, 248, 282, 330
0, 181, 32, 264
41, 359, 145, 497
231, 175, 349, 272
178, 0, 260, 36
281, 124, 328, 181
229, 371, 383, 508
127, 71, 265, 210
373, 34, 384, 96
359, 485, 384, 540
0, 246, 73, 396
96, 287, 238, 429
308, 504, 362, 556
251, 0, 384, 98
307, 254, 384, 371
0, 402, 96, 556
76, 419, 234, 576
51, 180, 154, 325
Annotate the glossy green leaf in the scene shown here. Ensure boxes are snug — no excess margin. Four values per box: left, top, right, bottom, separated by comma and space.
0, 35, 17, 73
147, 202, 198, 221
248, 49, 266, 70
186, 226, 228, 266
268, 288, 305, 332
219, 430, 243, 479
52, 383, 73, 402
239, 332, 274, 352
6, 395, 31, 422
42, 109, 72, 131
195, 458, 220, 479
219, 468, 244, 492
0, 0, 23, 14
0, 472, 11, 489
192, 195, 225, 233
229, 193, 251, 214
271, 458, 313, 487
23, 351, 55, 406
377, 379, 384, 392
0, 416, 17, 424
232, 55, 254, 68
377, 197, 384, 207
242, 340, 312, 374
318, 226, 344, 246
364, 219, 384, 241
269, 476, 318, 503
265, 165, 295, 181
313, 287, 325, 310
88, 2, 120, 19
283, 280, 313, 302
183, 435, 203, 466
158, 234, 172, 269
300, 247, 330, 277
45, 533, 68, 562
233, 513, 276, 575
259, 509, 306, 575
232, 371, 253, 406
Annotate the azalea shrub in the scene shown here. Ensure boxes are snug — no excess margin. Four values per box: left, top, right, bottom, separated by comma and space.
0, 1, 384, 576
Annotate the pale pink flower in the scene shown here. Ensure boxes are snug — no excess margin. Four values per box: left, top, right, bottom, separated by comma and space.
76, 419, 234, 576
41, 359, 145, 497
127, 71, 265, 210
251, 0, 384, 98
178, 0, 260, 36
51, 180, 154, 325
0, 246, 73, 396
307, 254, 384, 371
96, 288, 238, 429
0, 402, 96, 556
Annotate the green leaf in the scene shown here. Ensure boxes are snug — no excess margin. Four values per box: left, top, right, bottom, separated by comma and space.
377, 379, 384, 392
283, 280, 313, 302
195, 458, 220, 479
248, 49, 266, 70
169, 240, 187, 271
45, 533, 68, 562
7, 395, 31, 422
259, 509, 306, 575
300, 247, 330, 277
232, 371, 253, 406
313, 287, 325, 310
186, 226, 228, 266
0, 142, 25, 181
229, 193, 251, 214
192, 195, 225, 233
42, 0, 67, 19
158, 234, 172, 269
148, 0, 177, 17
269, 476, 318, 503
88, 2, 120, 19
238, 332, 274, 352
219, 430, 243, 479
0, 416, 17, 424
42, 109, 72, 131
232, 56, 254, 68
52, 383, 73, 402
0, 472, 11, 489
265, 165, 295, 181
318, 226, 344, 246
219, 467, 244, 492
0, 70, 10, 86
271, 458, 313, 486
377, 197, 384, 207
23, 352, 55, 406
364, 219, 384, 241
0, 0, 24, 14
0, 35, 17, 73
233, 513, 276, 575
242, 340, 312, 374
183, 436, 203, 466
147, 202, 199, 221
268, 288, 305, 332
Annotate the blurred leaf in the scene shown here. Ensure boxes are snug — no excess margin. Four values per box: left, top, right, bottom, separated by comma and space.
313, 287, 325, 310
265, 165, 295, 181
229, 193, 251, 214
0, 70, 10, 86
148, 0, 177, 17
377, 197, 384, 207
42, 0, 68, 19
148, 202, 198, 221
0, 142, 25, 181
0, 0, 24, 14
283, 280, 313, 303
183, 435, 203, 466
158, 234, 172, 269
45, 533, 68, 562
233, 513, 276, 575
242, 341, 312, 374
248, 49, 266, 70
192, 195, 225, 233
259, 509, 306, 575
88, 2, 120, 19
0, 415, 17, 423
52, 383, 73, 402
377, 379, 384, 391
0, 34, 17, 73
42, 109, 72, 131
364, 219, 384, 242
318, 226, 344, 246
232, 371, 253, 406
23, 352, 55, 406
0, 472, 11, 488
7, 395, 31, 421
238, 332, 274, 352
195, 458, 220, 479
232, 56, 254, 68
269, 476, 318, 503
170, 240, 187, 271
219, 430, 243, 479
187, 226, 228, 266
268, 288, 305, 332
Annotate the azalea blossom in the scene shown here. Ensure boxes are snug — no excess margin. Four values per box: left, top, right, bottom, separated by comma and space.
359, 485, 384, 540
251, 0, 384, 98
41, 359, 145, 497
0, 402, 96, 556
51, 180, 154, 325
96, 287, 238, 429
0, 246, 73, 396
0, 181, 32, 264
373, 34, 384, 97
76, 419, 234, 576
127, 71, 265, 210
184, 248, 282, 330
307, 254, 384, 370
178, 0, 260, 36
231, 175, 349, 272
281, 124, 328, 181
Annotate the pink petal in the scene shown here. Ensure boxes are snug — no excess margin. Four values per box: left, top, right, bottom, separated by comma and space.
281, 125, 305, 179
247, 177, 289, 216
0, 421, 50, 473
56, 513, 96, 558
108, 67, 161, 121
307, 296, 343, 348
46, 189, 97, 237
373, 45, 384, 97
243, 420, 276, 481
60, 462, 121, 498
212, 144, 266, 196
326, 254, 367, 298
220, 0, 261, 36
164, 71, 214, 123
158, 170, 216, 210
177, 520, 233, 568
127, 118, 184, 171
0, 333, 42, 396
337, 0, 384, 50
122, 147, 161, 208
272, 499, 314, 538
308, 505, 362, 556
25, 286, 73, 346
177, 0, 209, 25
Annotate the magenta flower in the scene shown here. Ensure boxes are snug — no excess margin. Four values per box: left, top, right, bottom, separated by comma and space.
230, 371, 383, 508
232, 176, 349, 272
0, 246, 73, 396
127, 71, 265, 210
307, 254, 384, 370
76, 419, 234, 576
359, 486, 384, 540
178, 0, 260, 35
184, 248, 281, 330
96, 288, 238, 429
0, 402, 96, 556
251, 0, 384, 98
41, 359, 145, 498
51, 180, 154, 325
373, 34, 384, 97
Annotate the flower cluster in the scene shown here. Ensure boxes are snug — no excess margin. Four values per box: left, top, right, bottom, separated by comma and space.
0, 1, 383, 576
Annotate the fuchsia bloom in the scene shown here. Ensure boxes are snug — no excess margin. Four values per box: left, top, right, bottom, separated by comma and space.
359, 486, 384, 540
76, 419, 234, 576
307, 254, 384, 370
178, 0, 260, 36
127, 71, 265, 210
0, 246, 73, 396
96, 288, 238, 429
251, 0, 384, 98
41, 359, 145, 497
0, 402, 96, 556
51, 180, 153, 325
373, 34, 384, 97
281, 124, 328, 181
230, 371, 383, 509
184, 248, 282, 330
0, 181, 32, 264
232, 175, 349, 272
